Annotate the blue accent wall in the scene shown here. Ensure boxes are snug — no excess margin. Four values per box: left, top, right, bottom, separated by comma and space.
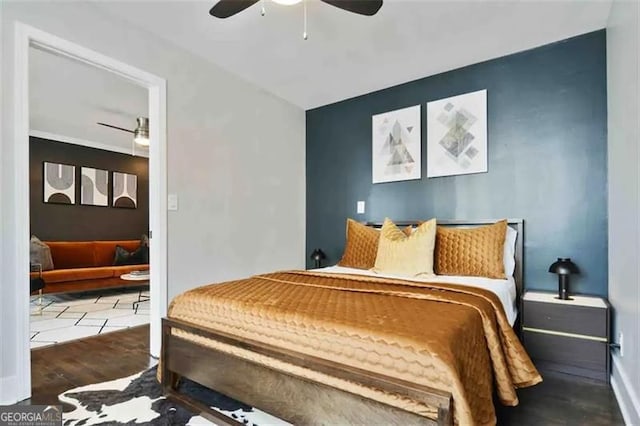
306, 30, 608, 296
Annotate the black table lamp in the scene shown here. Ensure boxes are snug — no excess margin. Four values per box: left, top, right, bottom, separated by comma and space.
548, 258, 579, 300
310, 248, 326, 269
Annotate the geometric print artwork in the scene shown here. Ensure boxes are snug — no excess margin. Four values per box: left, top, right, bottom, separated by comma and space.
81, 167, 108, 206
113, 172, 137, 208
426, 89, 488, 178
372, 105, 421, 183
43, 162, 75, 204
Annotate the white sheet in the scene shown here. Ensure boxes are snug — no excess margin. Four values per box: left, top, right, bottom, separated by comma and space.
314, 265, 518, 326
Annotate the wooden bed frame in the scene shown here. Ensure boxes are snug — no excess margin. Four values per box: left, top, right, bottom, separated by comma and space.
161, 219, 524, 426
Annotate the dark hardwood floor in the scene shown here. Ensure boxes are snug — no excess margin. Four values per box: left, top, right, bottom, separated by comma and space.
496, 369, 624, 425
26, 325, 623, 425
27, 324, 151, 410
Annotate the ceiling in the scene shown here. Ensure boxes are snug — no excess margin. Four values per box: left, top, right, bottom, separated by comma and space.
29, 46, 148, 155
94, 0, 612, 110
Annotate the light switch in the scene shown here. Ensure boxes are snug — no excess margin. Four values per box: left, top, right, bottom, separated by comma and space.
168, 194, 178, 211
357, 201, 365, 214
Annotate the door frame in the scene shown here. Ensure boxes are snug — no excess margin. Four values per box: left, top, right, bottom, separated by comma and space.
13, 22, 168, 401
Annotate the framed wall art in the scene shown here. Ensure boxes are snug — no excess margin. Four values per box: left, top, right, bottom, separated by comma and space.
372, 105, 421, 184
112, 172, 137, 208
81, 167, 109, 207
43, 162, 75, 204
427, 89, 487, 178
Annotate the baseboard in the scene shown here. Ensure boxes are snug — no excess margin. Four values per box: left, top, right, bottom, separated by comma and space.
0, 375, 18, 405
611, 356, 640, 425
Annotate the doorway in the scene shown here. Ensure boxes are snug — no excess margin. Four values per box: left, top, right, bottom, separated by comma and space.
13, 22, 168, 402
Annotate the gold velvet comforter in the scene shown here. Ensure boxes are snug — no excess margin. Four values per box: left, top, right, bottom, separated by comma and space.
168, 271, 541, 425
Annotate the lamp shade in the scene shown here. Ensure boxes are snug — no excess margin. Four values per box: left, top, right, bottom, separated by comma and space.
548, 258, 579, 275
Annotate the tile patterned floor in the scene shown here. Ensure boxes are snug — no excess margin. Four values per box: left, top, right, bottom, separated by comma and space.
30, 287, 149, 349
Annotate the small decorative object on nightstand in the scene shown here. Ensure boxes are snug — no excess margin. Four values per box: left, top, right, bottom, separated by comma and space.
523, 291, 610, 382
310, 248, 326, 268
548, 257, 579, 300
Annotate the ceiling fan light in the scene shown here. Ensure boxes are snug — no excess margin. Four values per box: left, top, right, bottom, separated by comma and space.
134, 135, 150, 147
272, 0, 302, 5
133, 117, 149, 147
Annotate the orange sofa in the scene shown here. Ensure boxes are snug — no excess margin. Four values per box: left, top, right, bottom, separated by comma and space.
31, 240, 149, 294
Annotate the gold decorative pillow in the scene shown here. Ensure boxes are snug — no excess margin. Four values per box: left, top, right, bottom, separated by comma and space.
373, 218, 437, 277
338, 219, 381, 269
435, 220, 508, 279
338, 219, 415, 269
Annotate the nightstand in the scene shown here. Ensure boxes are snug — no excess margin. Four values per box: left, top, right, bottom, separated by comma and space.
522, 291, 610, 382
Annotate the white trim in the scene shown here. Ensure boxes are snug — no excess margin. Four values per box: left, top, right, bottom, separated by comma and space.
12, 22, 168, 402
29, 129, 149, 158
611, 356, 640, 425
147, 80, 168, 357
521, 327, 607, 342
611, 375, 635, 426
14, 21, 32, 404
0, 2, 4, 404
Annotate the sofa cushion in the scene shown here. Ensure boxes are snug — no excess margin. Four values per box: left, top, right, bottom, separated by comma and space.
45, 242, 96, 269
94, 240, 142, 267
30, 236, 55, 271
40, 267, 114, 284
114, 245, 148, 266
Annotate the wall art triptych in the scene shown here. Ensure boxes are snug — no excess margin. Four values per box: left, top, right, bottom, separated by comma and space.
81, 167, 109, 207
43, 163, 137, 209
43, 162, 76, 204
371, 89, 488, 183
112, 172, 138, 208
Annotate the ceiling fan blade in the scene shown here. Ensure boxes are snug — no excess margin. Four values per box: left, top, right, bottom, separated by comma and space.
320, 0, 383, 16
97, 122, 134, 134
210, 0, 260, 18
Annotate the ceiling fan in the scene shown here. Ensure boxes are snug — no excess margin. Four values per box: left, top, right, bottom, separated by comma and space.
209, 0, 383, 19
97, 117, 149, 147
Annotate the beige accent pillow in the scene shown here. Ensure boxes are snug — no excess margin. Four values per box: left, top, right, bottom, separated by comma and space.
373, 218, 437, 277
338, 219, 415, 270
435, 220, 508, 279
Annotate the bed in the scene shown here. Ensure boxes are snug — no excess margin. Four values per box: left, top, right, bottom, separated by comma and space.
160, 219, 541, 426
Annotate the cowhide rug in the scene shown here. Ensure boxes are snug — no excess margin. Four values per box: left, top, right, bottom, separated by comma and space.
59, 366, 290, 425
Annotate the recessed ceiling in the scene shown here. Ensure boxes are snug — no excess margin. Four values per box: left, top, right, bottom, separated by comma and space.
93, 0, 611, 110
29, 46, 148, 155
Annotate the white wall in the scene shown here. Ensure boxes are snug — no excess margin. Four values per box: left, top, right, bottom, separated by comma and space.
607, 0, 640, 424
0, 1, 305, 403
